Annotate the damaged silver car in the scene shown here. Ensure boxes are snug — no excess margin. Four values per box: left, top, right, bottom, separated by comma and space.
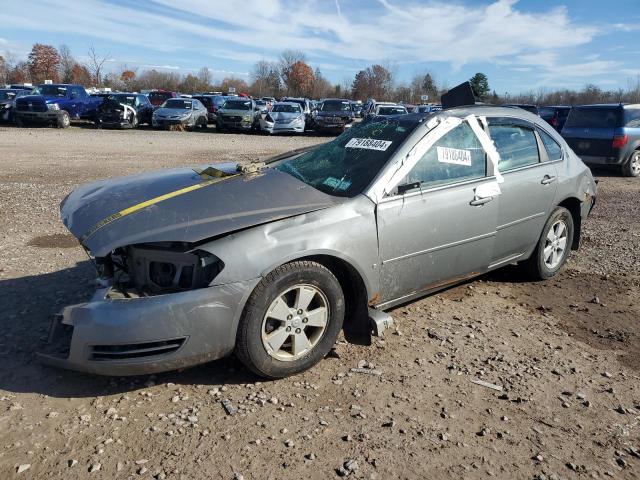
41, 106, 596, 378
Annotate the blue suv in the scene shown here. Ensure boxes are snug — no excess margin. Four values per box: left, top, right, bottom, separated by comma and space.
561, 104, 640, 177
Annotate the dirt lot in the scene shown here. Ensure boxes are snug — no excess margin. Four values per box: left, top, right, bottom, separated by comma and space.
0, 124, 639, 480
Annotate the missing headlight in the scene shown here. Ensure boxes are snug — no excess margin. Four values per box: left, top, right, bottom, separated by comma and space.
109, 243, 224, 295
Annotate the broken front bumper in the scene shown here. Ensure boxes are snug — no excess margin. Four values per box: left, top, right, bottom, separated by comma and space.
38, 279, 259, 376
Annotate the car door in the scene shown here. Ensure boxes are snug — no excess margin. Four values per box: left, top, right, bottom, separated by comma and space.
486, 117, 559, 266
377, 119, 498, 304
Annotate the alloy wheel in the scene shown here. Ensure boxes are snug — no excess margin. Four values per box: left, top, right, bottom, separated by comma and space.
543, 219, 568, 269
261, 284, 329, 361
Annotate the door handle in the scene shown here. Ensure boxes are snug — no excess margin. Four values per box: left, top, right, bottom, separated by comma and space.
470, 196, 493, 206
541, 175, 557, 185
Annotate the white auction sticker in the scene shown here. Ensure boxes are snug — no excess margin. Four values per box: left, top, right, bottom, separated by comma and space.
437, 146, 472, 166
345, 138, 392, 151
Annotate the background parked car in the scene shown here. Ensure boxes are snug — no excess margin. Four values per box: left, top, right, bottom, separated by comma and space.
312, 98, 355, 133
539, 105, 571, 132
217, 98, 261, 132
14, 84, 103, 128
148, 90, 179, 107
561, 103, 640, 177
281, 97, 313, 128
96, 93, 154, 129
152, 98, 208, 130
192, 94, 228, 124
374, 104, 408, 116
0, 88, 31, 122
260, 101, 306, 134
415, 104, 443, 114
255, 99, 269, 114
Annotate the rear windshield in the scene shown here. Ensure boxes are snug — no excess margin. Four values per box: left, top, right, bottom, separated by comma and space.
193, 96, 212, 106
565, 107, 622, 128
149, 92, 173, 102
272, 104, 301, 113
378, 106, 407, 115
274, 117, 419, 197
321, 100, 351, 112
163, 99, 193, 109
223, 100, 251, 110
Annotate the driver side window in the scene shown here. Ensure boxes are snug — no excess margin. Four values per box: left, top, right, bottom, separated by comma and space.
406, 121, 486, 190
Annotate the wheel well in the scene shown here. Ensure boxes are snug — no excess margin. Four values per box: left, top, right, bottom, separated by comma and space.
298, 254, 371, 346
558, 197, 581, 250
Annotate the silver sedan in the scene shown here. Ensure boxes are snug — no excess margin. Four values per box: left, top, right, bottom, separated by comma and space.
43, 106, 596, 378
152, 98, 208, 130
259, 102, 306, 134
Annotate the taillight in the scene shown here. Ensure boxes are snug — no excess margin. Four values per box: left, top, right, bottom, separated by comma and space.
551, 117, 558, 127
612, 134, 629, 149
209, 106, 215, 113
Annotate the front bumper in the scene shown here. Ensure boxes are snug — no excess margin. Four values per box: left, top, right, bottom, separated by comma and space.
152, 117, 191, 128
218, 118, 253, 130
262, 121, 305, 134
38, 279, 259, 376
15, 110, 62, 123
313, 120, 350, 132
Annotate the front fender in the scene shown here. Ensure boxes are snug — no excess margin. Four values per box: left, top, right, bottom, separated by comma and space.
198, 195, 380, 299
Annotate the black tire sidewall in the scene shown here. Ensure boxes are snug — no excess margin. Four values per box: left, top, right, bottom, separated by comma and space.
58, 111, 70, 128
237, 262, 345, 378
533, 207, 574, 279
623, 151, 640, 177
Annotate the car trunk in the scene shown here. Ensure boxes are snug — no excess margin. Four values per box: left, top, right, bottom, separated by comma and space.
562, 106, 622, 157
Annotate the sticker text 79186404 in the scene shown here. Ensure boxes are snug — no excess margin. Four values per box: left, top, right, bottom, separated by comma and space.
436, 146, 472, 166
345, 138, 393, 151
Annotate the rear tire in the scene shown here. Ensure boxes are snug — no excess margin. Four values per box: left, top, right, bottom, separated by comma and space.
621, 151, 640, 177
235, 261, 345, 379
522, 206, 574, 280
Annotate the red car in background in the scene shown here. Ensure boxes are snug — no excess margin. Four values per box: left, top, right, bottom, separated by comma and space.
148, 90, 179, 107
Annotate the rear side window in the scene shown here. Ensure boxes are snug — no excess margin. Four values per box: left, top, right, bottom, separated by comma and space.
624, 108, 640, 128
407, 121, 486, 189
564, 107, 622, 128
489, 124, 540, 171
538, 129, 563, 161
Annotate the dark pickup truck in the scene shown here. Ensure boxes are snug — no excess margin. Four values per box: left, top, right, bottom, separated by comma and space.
561, 104, 640, 177
14, 84, 103, 128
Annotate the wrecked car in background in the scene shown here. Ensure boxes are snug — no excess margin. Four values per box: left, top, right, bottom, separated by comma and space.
260, 101, 306, 134
41, 106, 596, 379
152, 98, 208, 130
216, 98, 262, 132
96, 93, 154, 129
0, 88, 32, 123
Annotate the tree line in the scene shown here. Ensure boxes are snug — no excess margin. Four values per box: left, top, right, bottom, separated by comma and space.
1, 43, 639, 105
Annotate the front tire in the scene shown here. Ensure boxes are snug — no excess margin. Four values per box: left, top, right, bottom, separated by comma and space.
621, 151, 640, 177
57, 111, 71, 129
235, 261, 345, 379
522, 207, 574, 280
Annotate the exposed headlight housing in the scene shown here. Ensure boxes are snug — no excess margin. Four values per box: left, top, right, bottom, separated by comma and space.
242, 114, 252, 121
47, 103, 60, 111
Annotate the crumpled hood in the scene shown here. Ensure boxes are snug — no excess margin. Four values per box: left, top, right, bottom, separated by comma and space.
61, 163, 342, 257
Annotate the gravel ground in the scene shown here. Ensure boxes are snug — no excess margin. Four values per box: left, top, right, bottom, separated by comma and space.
0, 124, 638, 480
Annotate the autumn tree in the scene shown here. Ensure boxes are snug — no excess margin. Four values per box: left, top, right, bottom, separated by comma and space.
351, 64, 393, 101
28, 43, 60, 83
71, 64, 92, 85
285, 61, 314, 97
7, 61, 30, 84
311, 68, 332, 99
120, 68, 136, 90
279, 50, 307, 95
218, 77, 249, 94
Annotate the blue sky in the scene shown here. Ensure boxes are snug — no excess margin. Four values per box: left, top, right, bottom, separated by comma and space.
2, 0, 639, 94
